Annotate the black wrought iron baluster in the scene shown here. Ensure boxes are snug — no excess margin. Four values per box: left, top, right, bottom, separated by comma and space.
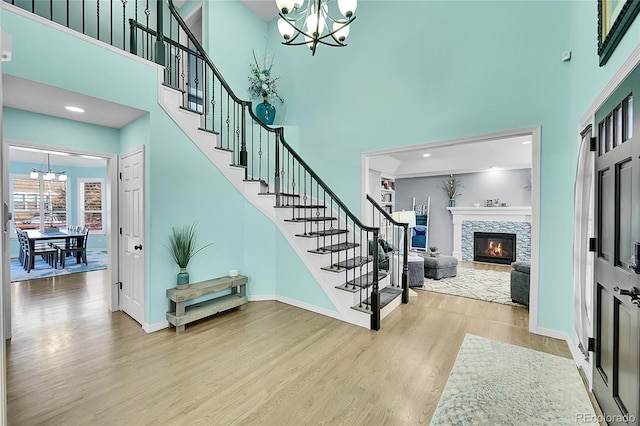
82, 0, 85, 33
258, 128, 263, 182
202, 60, 208, 128
266, 131, 270, 188
31, 0, 34, 13
233, 104, 239, 163
274, 133, 281, 207
144, 0, 150, 61
210, 74, 216, 133
226, 95, 230, 150
97, 0, 100, 41
122, 0, 127, 50
250, 118, 254, 179
371, 229, 380, 330
110, 0, 113, 45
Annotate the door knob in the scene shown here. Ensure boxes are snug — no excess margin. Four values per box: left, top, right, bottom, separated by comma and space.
613, 286, 640, 303
629, 243, 640, 274
134, 244, 143, 250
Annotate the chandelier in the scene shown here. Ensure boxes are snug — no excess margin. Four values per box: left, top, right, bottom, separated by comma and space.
276, 0, 357, 55
30, 154, 67, 182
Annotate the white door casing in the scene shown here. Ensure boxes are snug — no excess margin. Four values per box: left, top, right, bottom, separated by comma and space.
119, 147, 145, 325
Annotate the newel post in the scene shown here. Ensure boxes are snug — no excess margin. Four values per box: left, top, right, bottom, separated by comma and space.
155, 0, 166, 66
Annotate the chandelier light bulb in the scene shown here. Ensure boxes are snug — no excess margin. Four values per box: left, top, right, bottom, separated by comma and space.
306, 12, 325, 36
58, 174, 68, 182
30, 170, 39, 179
337, 0, 357, 18
43, 172, 55, 181
276, 0, 295, 14
278, 18, 294, 40
332, 20, 350, 42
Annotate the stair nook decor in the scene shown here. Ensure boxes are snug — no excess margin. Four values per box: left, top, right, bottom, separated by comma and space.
248, 49, 283, 125
164, 221, 212, 289
7, 0, 409, 330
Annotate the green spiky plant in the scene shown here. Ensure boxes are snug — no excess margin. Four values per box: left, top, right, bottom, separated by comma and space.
165, 221, 213, 269
429, 246, 439, 253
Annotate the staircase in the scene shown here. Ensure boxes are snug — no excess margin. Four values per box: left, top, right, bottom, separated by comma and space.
5, 0, 411, 330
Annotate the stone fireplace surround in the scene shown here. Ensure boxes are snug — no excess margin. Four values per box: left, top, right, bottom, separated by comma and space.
447, 207, 532, 262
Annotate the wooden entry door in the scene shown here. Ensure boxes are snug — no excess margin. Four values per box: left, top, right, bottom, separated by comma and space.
593, 74, 640, 425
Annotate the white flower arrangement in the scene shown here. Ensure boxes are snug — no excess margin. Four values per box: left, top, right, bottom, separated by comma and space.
248, 49, 284, 105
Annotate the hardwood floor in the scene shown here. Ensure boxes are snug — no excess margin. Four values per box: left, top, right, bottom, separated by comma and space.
7, 270, 572, 425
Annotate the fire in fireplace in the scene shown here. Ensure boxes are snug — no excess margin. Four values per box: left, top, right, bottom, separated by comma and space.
473, 232, 516, 265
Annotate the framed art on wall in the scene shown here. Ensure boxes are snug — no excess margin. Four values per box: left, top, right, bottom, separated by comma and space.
598, 0, 640, 66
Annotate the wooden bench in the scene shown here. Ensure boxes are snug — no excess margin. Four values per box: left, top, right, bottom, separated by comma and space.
166, 275, 248, 333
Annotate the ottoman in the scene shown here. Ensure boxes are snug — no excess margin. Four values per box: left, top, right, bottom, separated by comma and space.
510, 261, 530, 306
422, 255, 458, 280
408, 255, 425, 287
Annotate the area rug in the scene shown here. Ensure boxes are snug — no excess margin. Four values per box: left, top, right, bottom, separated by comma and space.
11, 251, 108, 282
431, 334, 598, 425
418, 266, 522, 306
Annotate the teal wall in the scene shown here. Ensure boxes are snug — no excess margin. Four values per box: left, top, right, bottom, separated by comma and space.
2, 2, 336, 326
266, 0, 574, 334
205, 0, 269, 104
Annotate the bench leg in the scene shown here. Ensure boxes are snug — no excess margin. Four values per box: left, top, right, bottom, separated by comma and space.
176, 301, 185, 333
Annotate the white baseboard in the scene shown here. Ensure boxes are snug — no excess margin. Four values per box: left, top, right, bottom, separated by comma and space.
248, 295, 276, 302
533, 326, 591, 386
248, 295, 342, 321
143, 320, 169, 333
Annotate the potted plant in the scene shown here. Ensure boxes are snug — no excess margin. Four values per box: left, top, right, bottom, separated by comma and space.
442, 174, 462, 207
429, 246, 440, 257
165, 221, 213, 289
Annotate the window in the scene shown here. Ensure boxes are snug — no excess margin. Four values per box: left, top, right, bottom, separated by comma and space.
78, 179, 105, 233
12, 175, 68, 231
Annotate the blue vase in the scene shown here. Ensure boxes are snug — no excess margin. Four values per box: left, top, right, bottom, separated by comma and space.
177, 268, 190, 289
256, 101, 276, 125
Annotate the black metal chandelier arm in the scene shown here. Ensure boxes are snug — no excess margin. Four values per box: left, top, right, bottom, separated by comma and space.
278, 13, 355, 47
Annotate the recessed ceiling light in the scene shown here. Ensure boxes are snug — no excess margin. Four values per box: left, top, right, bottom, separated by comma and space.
522, 140, 532, 145
422, 153, 431, 157
65, 106, 85, 113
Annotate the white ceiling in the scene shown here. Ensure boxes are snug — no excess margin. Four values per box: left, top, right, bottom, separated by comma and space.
239, 0, 279, 21
369, 135, 533, 178
3, 75, 147, 129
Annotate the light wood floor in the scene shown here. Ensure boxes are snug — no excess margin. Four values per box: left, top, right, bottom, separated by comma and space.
8, 270, 572, 425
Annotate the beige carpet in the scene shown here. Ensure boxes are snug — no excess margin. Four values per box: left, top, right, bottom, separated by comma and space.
418, 266, 524, 306
431, 334, 598, 425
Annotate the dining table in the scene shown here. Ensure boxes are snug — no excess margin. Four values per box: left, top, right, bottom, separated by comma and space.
25, 229, 86, 268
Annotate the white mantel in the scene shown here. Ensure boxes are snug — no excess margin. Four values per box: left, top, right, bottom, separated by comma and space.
447, 206, 532, 260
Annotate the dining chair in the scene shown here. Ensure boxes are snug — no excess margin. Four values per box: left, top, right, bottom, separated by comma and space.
18, 230, 58, 272
52, 227, 89, 268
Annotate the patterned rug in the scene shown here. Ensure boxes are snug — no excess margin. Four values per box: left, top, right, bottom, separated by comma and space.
418, 266, 523, 306
11, 251, 108, 282
431, 334, 598, 425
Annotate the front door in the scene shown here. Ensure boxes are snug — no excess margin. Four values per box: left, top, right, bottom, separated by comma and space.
593, 71, 640, 425
119, 148, 145, 325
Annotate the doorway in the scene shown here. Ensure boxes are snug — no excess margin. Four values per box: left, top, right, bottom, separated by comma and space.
360, 126, 541, 331
3, 141, 119, 337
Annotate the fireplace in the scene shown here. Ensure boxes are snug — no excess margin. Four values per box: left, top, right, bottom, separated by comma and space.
473, 232, 516, 265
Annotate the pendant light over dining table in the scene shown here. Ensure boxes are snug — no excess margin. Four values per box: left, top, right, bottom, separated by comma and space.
276, 0, 357, 55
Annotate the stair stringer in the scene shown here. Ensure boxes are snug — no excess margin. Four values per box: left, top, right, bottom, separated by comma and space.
158, 83, 373, 329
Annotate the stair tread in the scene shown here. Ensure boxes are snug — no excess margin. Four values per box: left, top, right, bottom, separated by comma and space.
162, 83, 185, 93
296, 229, 348, 238
335, 271, 389, 292
284, 217, 336, 223
179, 105, 203, 115
230, 164, 247, 169
198, 127, 220, 135
351, 287, 403, 314
215, 147, 234, 152
274, 204, 326, 209
308, 242, 359, 254
259, 192, 300, 198
321, 256, 371, 272
244, 179, 268, 185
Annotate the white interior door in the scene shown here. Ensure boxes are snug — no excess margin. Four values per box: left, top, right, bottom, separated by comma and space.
118, 147, 144, 325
